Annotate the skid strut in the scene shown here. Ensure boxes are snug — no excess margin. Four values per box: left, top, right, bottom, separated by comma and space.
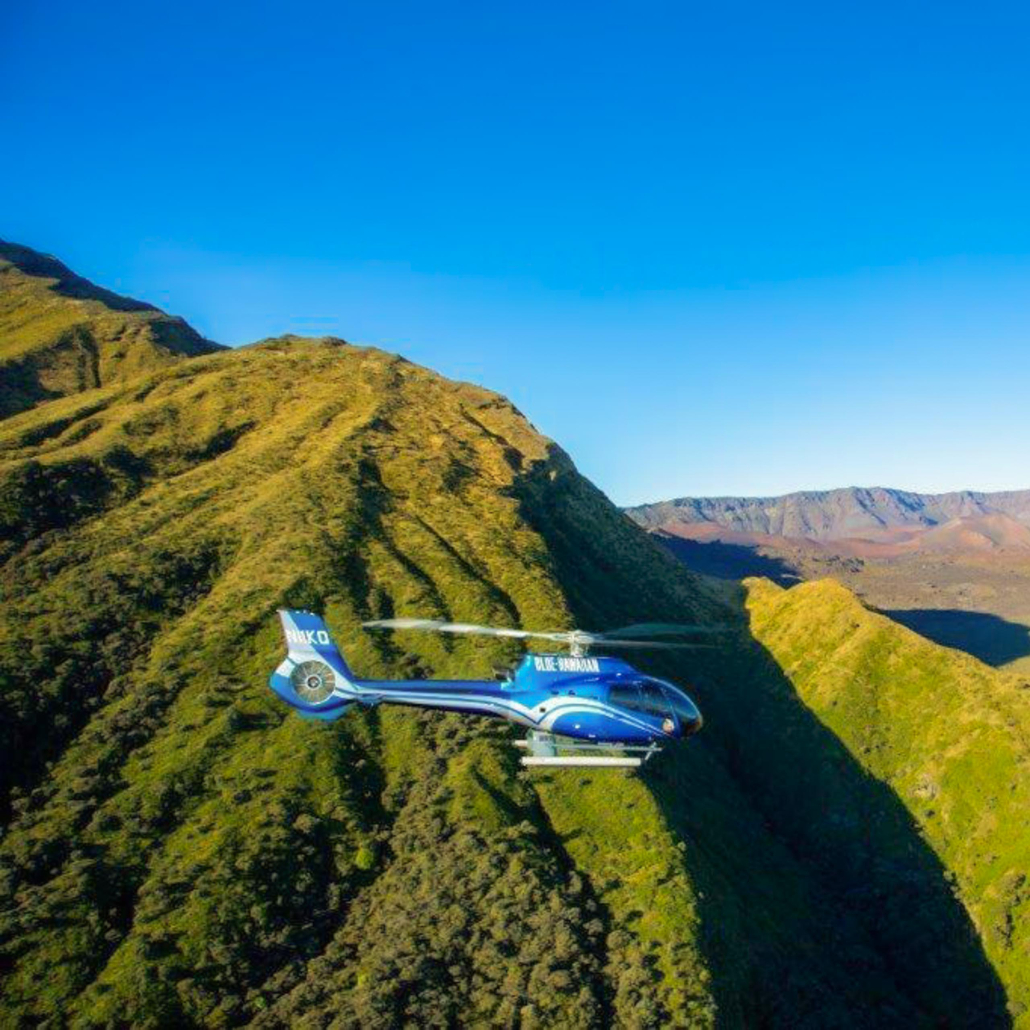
516, 731, 661, 769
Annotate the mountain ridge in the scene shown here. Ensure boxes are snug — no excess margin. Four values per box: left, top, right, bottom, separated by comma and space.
628, 485, 1030, 554
0, 239, 222, 419
2, 248, 1029, 1025
0, 334, 1020, 1026
629, 485, 1030, 539
0, 334, 730, 1026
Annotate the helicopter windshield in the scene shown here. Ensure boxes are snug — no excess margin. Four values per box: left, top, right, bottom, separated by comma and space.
608, 681, 673, 719
662, 684, 699, 725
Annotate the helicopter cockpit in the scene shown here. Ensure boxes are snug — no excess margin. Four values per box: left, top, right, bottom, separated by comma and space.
608, 678, 703, 737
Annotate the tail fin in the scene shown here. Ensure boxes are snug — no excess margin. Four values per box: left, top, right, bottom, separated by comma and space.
268, 609, 358, 719
278, 609, 354, 681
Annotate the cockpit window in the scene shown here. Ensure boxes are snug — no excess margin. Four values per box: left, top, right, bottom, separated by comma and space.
609, 681, 673, 719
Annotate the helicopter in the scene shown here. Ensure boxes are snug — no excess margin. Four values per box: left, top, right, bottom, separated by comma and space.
268, 609, 714, 768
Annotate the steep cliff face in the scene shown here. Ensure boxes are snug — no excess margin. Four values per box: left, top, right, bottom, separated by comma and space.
1, 255, 1028, 1025
0, 240, 221, 418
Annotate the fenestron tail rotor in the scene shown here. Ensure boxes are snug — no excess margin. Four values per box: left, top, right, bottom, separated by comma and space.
362, 618, 728, 656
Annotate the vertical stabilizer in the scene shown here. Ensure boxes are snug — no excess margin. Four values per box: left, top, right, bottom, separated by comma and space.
278, 609, 354, 680
268, 609, 358, 719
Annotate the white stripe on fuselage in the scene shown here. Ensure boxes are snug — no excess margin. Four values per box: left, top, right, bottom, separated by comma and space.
346, 686, 662, 736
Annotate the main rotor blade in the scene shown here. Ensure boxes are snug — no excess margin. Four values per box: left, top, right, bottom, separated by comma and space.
602, 622, 729, 638
362, 618, 569, 643
362, 620, 719, 651
599, 639, 718, 650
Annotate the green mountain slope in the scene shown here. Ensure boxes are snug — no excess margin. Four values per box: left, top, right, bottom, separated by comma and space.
0, 240, 221, 418
0, 325, 1025, 1025
742, 577, 1030, 1022
0, 337, 720, 1026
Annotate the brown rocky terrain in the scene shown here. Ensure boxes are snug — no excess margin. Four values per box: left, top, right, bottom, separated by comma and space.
630, 489, 1030, 675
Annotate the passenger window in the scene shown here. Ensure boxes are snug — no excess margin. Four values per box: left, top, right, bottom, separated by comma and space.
609, 684, 643, 711
641, 683, 672, 718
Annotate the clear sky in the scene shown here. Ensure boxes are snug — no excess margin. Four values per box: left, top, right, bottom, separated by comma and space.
4, 1, 1030, 505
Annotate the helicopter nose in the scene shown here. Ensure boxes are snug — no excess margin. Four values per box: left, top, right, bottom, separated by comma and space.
680, 706, 703, 737
655, 683, 704, 741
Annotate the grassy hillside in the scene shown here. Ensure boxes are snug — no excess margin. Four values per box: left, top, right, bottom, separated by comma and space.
0, 336, 718, 1027
0, 240, 221, 418
742, 578, 1030, 1022
0, 332, 1026, 1026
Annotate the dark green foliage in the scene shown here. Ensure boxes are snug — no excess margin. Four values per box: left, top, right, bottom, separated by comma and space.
256, 718, 608, 1029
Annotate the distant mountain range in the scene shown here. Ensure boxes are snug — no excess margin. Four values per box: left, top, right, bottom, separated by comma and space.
628, 486, 1030, 556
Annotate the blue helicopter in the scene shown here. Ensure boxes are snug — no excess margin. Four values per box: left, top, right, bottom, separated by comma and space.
268, 610, 713, 767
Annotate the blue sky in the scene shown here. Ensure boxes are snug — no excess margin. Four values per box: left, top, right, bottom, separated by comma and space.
4, 1, 1030, 504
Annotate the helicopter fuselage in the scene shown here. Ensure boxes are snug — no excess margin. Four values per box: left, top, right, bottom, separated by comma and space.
269, 635, 703, 745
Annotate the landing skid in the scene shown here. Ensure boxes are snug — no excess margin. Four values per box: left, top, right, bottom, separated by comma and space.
515, 731, 661, 769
